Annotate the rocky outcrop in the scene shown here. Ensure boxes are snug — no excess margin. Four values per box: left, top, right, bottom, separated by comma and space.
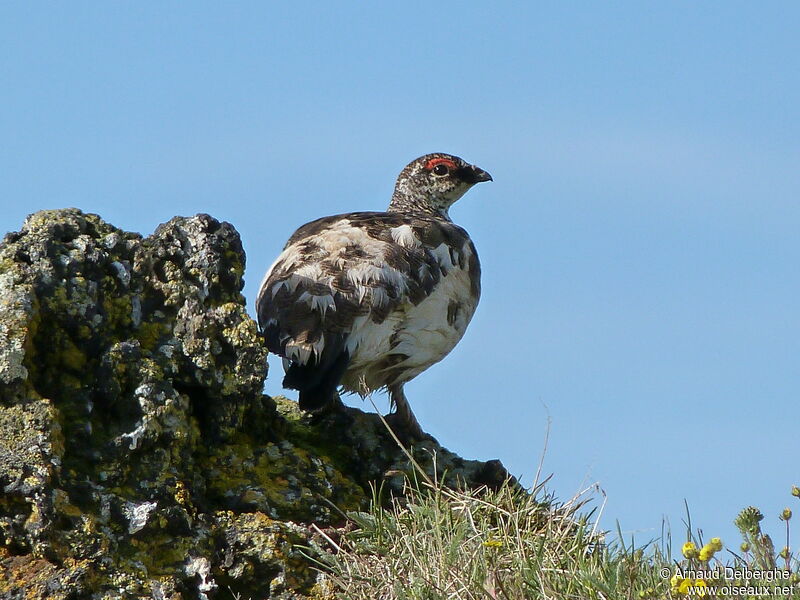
0, 209, 511, 599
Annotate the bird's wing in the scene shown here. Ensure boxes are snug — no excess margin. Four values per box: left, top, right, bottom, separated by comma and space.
256, 211, 478, 371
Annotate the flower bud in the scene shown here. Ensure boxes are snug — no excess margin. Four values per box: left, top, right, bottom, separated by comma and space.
682, 541, 698, 559
735, 506, 764, 535
699, 543, 715, 561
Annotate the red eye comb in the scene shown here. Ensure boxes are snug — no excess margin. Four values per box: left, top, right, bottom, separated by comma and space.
424, 158, 457, 171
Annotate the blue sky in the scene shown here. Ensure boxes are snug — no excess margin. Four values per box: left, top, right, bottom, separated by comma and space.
2, 3, 799, 555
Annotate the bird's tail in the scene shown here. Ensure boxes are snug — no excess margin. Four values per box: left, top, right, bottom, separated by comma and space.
283, 349, 350, 412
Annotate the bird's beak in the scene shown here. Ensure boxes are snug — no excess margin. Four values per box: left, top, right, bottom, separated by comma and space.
458, 164, 493, 184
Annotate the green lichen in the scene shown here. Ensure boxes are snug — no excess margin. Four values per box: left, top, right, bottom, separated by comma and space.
0, 209, 512, 599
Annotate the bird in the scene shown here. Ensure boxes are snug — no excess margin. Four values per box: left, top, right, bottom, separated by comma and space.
256, 153, 492, 440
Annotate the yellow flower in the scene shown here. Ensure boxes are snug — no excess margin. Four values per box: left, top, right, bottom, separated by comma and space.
709, 537, 723, 551
694, 579, 708, 596
682, 541, 698, 559
677, 578, 693, 595
670, 574, 682, 588
698, 543, 716, 561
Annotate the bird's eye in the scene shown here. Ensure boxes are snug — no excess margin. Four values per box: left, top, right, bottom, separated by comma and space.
432, 163, 449, 176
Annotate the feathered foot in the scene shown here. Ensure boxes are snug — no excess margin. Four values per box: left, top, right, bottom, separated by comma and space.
385, 384, 427, 442
307, 391, 346, 424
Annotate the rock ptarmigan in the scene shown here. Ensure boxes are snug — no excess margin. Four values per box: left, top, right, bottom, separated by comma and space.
256, 153, 492, 439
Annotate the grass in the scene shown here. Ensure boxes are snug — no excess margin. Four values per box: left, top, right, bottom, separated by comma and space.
307, 425, 800, 599
314, 474, 669, 599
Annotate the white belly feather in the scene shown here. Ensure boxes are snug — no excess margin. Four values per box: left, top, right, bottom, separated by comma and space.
343, 243, 478, 392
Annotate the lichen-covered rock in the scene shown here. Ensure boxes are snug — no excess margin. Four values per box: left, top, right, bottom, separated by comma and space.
0, 209, 513, 599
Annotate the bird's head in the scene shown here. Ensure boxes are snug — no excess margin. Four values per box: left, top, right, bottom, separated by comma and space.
388, 153, 492, 218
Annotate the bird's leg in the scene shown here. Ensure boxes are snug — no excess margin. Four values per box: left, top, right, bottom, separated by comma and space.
308, 390, 347, 426
385, 384, 425, 441
332, 390, 345, 408
319, 390, 345, 414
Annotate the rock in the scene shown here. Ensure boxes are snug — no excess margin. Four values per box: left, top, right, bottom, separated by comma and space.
0, 209, 514, 599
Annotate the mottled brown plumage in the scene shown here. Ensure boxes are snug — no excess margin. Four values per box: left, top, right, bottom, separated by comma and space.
256, 153, 491, 439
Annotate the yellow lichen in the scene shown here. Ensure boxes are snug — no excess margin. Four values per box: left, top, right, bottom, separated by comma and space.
59, 337, 87, 371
